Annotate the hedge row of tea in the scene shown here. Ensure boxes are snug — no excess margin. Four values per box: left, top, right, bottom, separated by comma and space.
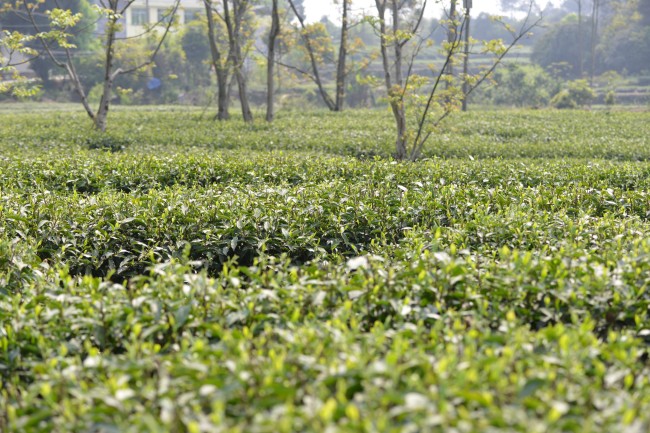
0, 107, 648, 159
1, 108, 650, 432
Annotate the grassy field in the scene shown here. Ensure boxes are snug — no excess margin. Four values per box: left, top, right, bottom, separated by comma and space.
1, 106, 650, 432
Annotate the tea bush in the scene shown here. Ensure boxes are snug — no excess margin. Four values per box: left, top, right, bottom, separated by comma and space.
1, 107, 649, 432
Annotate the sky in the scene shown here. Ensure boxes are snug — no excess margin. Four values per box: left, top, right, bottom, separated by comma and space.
303, 0, 560, 21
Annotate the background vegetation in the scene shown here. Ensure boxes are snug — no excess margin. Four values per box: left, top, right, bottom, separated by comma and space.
2, 0, 650, 109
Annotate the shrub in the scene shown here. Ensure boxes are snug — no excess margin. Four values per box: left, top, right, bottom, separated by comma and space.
478, 63, 559, 108
85, 132, 133, 152
3, 108, 650, 431
550, 89, 577, 109
551, 79, 595, 109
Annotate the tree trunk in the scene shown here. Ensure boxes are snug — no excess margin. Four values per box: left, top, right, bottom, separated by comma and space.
335, 0, 350, 111
95, 13, 118, 132
445, 0, 458, 88
577, 0, 583, 77
390, 1, 407, 158
462, 8, 471, 112
204, 0, 231, 120
393, 103, 408, 159
224, 0, 253, 122
216, 67, 231, 120
266, 0, 280, 122
590, 0, 599, 86
234, 64, 253, 122
375, 0, 407, 159
392, 1, 403, 86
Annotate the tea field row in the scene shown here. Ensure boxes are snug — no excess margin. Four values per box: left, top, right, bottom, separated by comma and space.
1, 108, 649, 432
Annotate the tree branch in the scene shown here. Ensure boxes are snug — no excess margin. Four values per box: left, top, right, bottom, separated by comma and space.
115, 0, 181, 77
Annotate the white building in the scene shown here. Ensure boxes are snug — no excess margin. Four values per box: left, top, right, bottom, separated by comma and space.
114, 0, 205, 38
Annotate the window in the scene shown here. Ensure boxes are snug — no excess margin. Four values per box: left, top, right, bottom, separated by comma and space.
130, 8, 148, 26
184, 9, 201, 24
158, 8, 174, 24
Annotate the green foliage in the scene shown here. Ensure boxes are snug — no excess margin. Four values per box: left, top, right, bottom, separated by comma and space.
2, 107, 650, 431
87, 83, 112, 106
85, 131, 133, 152
0, 30, 40, 96
180, 21, 211, 88
0, 1, 97, 89
566, 79, 596, 106
599, 25, 650, 76
3, 107, 649, 160
70, 49, 106, 91
551, 79, 596, 109
550, 90, 578, 109
148, 35, 186, 104
0, 8, 83, 96
597, 0, 650, 75
476, 63, 559, 107
531, 18, 592, 79
72, 29, 202, 106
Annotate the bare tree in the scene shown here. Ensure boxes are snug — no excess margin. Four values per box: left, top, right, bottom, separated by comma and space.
266, 0, 281, 121
204, 0, 231, 120
21, 0, 179, 131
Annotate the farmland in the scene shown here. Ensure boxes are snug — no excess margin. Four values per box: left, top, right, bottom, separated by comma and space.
1, 106, 650, 432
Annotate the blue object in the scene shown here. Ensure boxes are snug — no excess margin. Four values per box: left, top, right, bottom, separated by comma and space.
147, 78, 162, 90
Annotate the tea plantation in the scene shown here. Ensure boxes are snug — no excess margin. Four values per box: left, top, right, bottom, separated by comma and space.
1, 107, 650, 432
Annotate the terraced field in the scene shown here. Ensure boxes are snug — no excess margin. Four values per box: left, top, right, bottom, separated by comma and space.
1, 107, 650, 432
